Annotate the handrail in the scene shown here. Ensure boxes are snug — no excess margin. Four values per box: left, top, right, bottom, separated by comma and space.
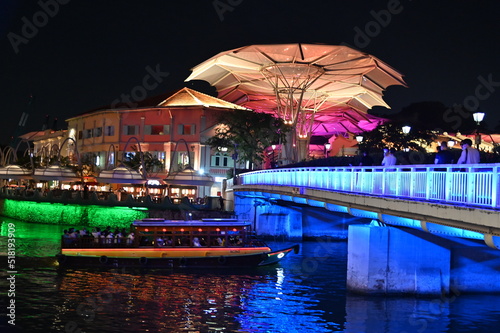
237, 163, 500, 209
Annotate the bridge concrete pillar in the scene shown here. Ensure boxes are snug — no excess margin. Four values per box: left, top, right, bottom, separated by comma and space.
257, 205, 303, 240
347, 224, 500, 295
347, 224, 451, 295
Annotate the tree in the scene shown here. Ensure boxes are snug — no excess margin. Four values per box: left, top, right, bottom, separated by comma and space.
358, 122, 436, 153
382, 101, 478, 134
204, 110, 290, 169
122, 146, 164, 177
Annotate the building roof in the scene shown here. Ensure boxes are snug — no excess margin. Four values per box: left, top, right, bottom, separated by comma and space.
73, 87, 250, 118
157, 87, 249, 110
19, 130, 66, 141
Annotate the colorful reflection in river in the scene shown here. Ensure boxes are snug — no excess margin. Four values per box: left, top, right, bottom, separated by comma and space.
2, 219, 500, 332
51, 264, 340, 332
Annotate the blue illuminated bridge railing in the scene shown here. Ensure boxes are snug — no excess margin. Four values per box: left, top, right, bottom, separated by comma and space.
237, 163, 500, 209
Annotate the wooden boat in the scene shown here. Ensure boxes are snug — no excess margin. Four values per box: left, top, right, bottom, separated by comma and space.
56, 218, 300, 268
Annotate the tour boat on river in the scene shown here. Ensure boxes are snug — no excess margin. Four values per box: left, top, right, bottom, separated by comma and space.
56, 218, 299, 268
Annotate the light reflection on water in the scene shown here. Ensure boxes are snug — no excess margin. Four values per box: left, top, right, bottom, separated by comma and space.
1, 218, 500, 332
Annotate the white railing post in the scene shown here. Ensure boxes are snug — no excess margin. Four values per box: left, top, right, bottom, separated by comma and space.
493, 165, 499, 208
425, 166, 432, 200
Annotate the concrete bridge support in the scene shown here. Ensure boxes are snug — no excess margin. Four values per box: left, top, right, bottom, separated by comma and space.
235, 194, 366, 240
258, 206, 303, 240
347, 224, 500, 295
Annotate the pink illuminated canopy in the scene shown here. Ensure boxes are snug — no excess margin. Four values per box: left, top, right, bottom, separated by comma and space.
186, 43, 406, 162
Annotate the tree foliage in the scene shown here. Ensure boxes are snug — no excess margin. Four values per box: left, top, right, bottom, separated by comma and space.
122, 146, 164, 176
204, 110, 290, 168
358, 122, 436, 153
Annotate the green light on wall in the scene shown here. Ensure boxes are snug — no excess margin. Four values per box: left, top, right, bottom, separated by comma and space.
2, 199, 149, 228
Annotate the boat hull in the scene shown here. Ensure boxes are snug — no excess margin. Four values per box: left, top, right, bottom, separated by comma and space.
56, 245, 299, 269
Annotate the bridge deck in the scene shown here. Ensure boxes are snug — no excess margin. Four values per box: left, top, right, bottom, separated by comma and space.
233, 164, 500, 248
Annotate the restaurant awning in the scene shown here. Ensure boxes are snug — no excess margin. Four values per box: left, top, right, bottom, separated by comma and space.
33, 164, 80, 182
0, 165, 33, 180
96, 165, 147, 184
164, 167, 214, 187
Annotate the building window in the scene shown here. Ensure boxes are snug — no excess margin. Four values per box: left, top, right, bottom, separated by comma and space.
211, 152, 232, 167
105, 126, 114, 136
94, 127, 102, 137
123, 125, 138, 135
178, 124, 196, 135
78, 131, 83, 140
84, 129, 92, 139
145, 125, 170, 135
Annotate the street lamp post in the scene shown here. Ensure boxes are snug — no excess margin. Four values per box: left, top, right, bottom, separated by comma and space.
324, 143, 331, 158
355, 135, 363, 154
271, 144, 276, 168
402, 125, 411, 152
231, 143, 238, 181
473, 112, 485, 150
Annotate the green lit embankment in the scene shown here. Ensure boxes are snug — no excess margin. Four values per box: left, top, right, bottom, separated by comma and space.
0, 199, 149, 228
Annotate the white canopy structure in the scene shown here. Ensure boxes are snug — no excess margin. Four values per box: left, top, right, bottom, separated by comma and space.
186, 43, 406, 162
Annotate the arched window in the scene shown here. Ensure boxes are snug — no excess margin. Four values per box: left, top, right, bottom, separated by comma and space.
211, 152, 232, 167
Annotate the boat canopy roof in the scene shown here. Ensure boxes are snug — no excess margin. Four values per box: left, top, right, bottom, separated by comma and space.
132, 218, 252, 228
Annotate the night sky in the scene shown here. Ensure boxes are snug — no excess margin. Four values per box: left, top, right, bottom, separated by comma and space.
1, 0, 500, 145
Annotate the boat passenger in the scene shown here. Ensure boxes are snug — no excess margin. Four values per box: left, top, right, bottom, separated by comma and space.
106, 232, 114, 244
114, 231, 124, 245
69, 229, 79, 239
127, 232, 135, 245
234, 236, 243, 245
62, 230, 73, 246
91, 227, 101, 238
193, 237, 201, 247
156, 237, 165, 247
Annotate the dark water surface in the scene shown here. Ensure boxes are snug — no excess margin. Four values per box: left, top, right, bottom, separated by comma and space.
1, 217, 500, 333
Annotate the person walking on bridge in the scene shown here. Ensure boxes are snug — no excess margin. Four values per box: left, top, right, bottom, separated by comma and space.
381, 147, 397, 166
434, 141, 454, 164
457, 139, 480, 164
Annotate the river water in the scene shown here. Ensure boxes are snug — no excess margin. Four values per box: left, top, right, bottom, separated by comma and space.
1, 217, 499, 333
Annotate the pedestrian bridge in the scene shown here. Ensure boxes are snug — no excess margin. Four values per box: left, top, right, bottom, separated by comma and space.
233, 163, 500, 248
231, 164, 500, 294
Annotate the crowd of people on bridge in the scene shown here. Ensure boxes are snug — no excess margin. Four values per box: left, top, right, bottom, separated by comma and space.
359, 139, 480, 167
